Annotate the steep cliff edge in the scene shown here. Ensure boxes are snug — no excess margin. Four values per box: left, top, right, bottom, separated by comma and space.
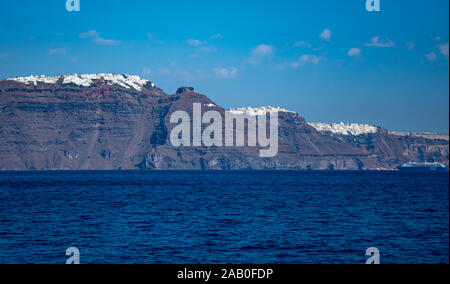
0, 74, 448, 170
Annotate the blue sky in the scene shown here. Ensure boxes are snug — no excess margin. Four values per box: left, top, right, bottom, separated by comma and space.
0, 0, 448, 133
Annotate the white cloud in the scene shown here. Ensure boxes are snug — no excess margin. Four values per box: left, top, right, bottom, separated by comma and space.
406, 42, 416, 51
157, 62, 197, 82
80, 31, 98, 39
141, 67, 152, 78
158, 62, 177, 75
158, 67, 172, 75
93, 38, 120, 46
213, 67, 238, 79
320, 29, 332, 42
293, 41, 312, 48
198, 46, 216, 53
347, 48, 361, 57
80, 30, 120, 46
425, 52, 437, 61
210, 34, 224, 39
291, 54, 320, 68
186, 38, 216, 53
48, 48, 67, 56
249, 44, 274, 65
187, 39, 202, 46
365, 36, 395, 47
438, 43, 449, 59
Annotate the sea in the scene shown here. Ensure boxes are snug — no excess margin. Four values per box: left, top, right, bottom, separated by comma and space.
0, 171, 448, 264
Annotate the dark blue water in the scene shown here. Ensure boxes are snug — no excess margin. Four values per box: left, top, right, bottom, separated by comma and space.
0, 171, 448, 264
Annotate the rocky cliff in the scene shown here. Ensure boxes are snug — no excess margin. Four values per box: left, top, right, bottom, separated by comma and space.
0, 74, 448, 170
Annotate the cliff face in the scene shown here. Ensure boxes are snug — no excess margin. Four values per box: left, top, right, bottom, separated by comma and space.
0, 75, 448, 170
